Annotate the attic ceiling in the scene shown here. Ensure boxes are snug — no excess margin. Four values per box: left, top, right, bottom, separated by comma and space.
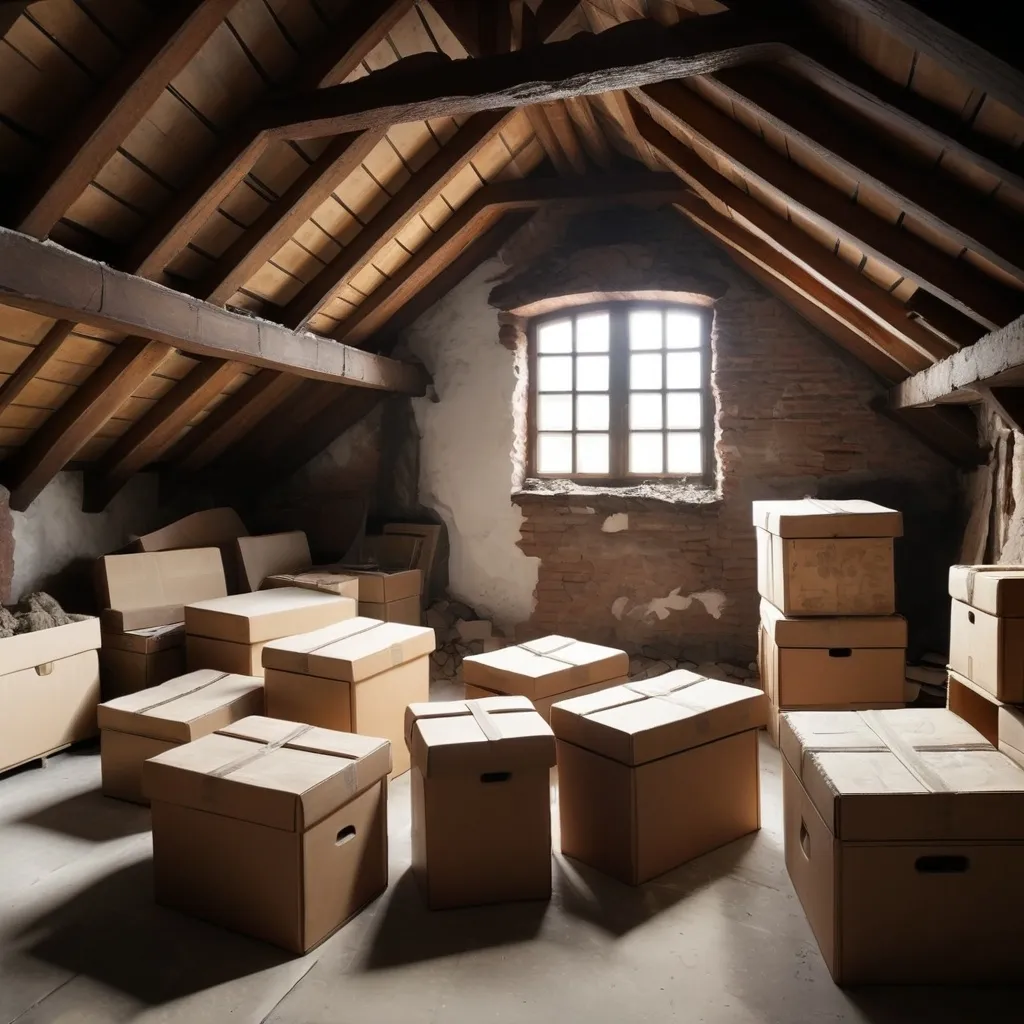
0, 0, 1021, 511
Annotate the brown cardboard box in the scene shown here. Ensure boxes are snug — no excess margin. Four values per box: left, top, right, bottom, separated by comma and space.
759, 599, 906, 708
462, 635, 628, 703
185, 587, 356, 676
97, 548, 226, 631
551, 671, 766, 885
359, 596, 421, 626
262, 569, 359, 598
263, 617, 434, 776
144, 716, 390, 953
753, 499, 901, 616
465, 676, 628, 722
383, 523, 442, 605
236, 531, 311, 592
98, 668, 264, 803
100, 623, 186, 699
337, 568, 421, 604
948, 566, 1024, 702
781, 708, 1024, 984
405, 696, 555, 909
0, 618, 102, 774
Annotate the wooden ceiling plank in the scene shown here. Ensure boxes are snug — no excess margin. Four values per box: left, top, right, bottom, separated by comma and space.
281, 110, 514, 329
14, 0, 239, 240
2, 337, 174, 511
637, 81, 1024, 330
0, 225, 427, 394
564, 96, 614, 168
713, 66, 1024, 282
540, 101, 589, 173
258, 8, 793, 138
524, 105, 577, 176
634, 106, 955, 362
83, 356, 244, 511
0, 319, 75, 416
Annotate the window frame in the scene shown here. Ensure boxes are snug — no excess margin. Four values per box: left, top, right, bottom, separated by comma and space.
527, 301, 714, 485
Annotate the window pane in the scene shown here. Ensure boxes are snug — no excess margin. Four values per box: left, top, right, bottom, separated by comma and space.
537, 319, 572, 353
576, 312, 609, 352
537, 433, 572, 473
629, 310, 663, 350
577, 394, 609, 430
576, 434, 609, 474
667, 351, 701, 389
667, 391, 701, 430
630, 353, 662, 390
538, 355, 572, 392
538, 393, 572, 431
629, 432, 664, 474
576, 355, 609, 391
630, 392, 662, 430
668, 432, 703, 474
666, 311, 702, 349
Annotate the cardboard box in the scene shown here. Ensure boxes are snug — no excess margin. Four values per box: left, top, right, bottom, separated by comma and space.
262, 569, 359, 599
405, 696, 555, 909
98, 548, 227, 631
100, 623, 186, 699
383, 523, 442, 605
464, 676, 628, 723
759, 600, 906, 708
185, 587, 357, 677
948, 564, 1024, 615
765, 698, 902, 747
236, 531, 311, 592
551, 671, 767, 885
359, 596, 421, 626
753, 499, 900, 616
98, 668, 264, 803
144, 716, 390, 953
462, 635, 628, 703
336, 568, 421, 604
0, 617, 102, 773
781, 708, 1024, 984
263, 617, 434, 776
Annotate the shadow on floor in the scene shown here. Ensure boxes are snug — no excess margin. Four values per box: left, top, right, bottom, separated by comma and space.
847, 985, 1024, 1022
17, 859, 291, 1004
362, 869, 548, 969
555, 832, 760, 938
18, 787, 151, 842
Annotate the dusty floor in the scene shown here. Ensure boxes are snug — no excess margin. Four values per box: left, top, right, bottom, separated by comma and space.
1, 731, 1021, 1024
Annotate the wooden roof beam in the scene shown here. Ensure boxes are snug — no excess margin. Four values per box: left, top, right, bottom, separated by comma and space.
0, 226, 427, 394
711, 66, 1024, 283
13, 0, 239, 240
636, 81, 1024, 330
525, 105, 580, 176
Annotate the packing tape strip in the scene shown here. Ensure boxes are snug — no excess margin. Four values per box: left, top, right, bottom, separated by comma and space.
520, 637, 588, 673
953, 564, 1024, 606
467, 698, 503, 742
579, 674, 711, 719
806, 497, 847, 516
134, 671, 230, 715
209, 723, 315, 779
305, 619, 384, 655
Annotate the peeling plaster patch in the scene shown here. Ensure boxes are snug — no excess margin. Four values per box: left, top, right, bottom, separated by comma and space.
612, 587, 727, 623
602, 512, 629, 533
570, 506, 596, 515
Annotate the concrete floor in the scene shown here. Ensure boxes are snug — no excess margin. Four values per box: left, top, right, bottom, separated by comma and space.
1, 734, 1021, 1024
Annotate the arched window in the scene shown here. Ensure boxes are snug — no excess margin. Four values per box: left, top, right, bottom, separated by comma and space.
529, 303, 713, 483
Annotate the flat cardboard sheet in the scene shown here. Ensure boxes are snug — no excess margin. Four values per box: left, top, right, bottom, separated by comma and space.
0, 616, 100, 676
185, 588, 356, 644
760, 599, 906, 648
262, 570, 359, 599
131, 508, 248, 552
405, 696, 555, 777
236, 532, 312, 592
779, 708, 1024, 841
462, 635, 628, 701
262, 617, 435, 682
949, 564, 1024, 616
143, 715, 391, 831
551, 671, 767, 766
752, 498, 903, 539
97, 669, 264, 743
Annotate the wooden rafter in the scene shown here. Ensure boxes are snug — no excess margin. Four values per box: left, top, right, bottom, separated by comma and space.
636, 81, 1024, 329
13, 0, 239, 240
564, 97, 613, 168
712, 66, 1024, 283
0, 319, 74, 415
634, 106, 955, 362
906, 290, 986, 348
525, 105, 578, 176
281, 110, 514, 329
539, 103, 588, 174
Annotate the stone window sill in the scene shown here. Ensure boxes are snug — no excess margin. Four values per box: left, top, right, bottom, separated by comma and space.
512, 478, 723, 510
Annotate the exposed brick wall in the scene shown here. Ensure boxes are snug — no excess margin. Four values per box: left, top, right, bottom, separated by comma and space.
509, 221, 959, 663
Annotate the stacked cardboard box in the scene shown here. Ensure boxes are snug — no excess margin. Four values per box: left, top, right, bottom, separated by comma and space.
339, 568, 423, 625
946, 565, 1024, 768
753, 499, 905, 742
96, 548, 227, 698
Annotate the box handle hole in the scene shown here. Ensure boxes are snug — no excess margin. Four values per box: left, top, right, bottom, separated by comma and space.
827, 648, 852, 658
335, 825, 357, 847
35, 662, 54, 676
915, 855, 968, 874
799, 821, 811, 859
968, 611, 976, 624
481, 772, 511, 784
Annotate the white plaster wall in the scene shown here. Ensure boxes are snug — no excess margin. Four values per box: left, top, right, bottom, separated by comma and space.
403, 258, 538, 631
10, 471, 161, 600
